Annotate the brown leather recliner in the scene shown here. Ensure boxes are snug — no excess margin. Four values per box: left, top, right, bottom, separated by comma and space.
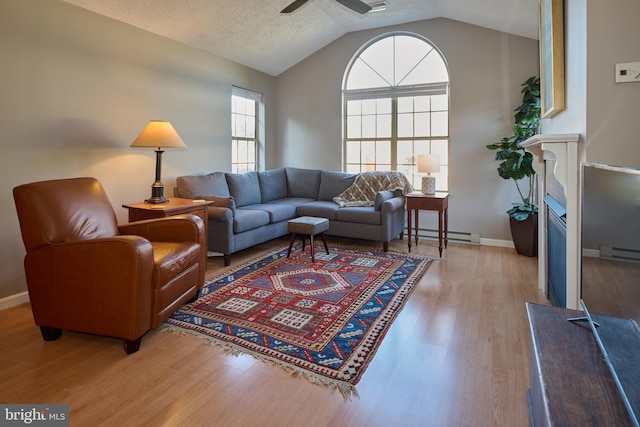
13, 177, 206, 354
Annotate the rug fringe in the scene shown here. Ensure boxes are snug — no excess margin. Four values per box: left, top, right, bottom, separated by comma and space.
160, 324, 359, 400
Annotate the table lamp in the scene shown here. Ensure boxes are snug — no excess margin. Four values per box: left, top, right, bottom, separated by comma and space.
131, 120, 186, 204
417, 154, 440, 195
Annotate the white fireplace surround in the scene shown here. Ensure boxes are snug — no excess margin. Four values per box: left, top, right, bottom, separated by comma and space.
522, 133, 583, 309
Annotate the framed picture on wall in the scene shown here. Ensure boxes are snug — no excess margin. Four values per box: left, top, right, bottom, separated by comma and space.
539, 0, 565, 118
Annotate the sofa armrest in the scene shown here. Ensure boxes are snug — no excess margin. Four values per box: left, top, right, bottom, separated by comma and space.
205, 206, 234, 255
382, 196, 405, 214
200, 196, 236, 215
118, 214, 204, 244
207, 206, 234, 222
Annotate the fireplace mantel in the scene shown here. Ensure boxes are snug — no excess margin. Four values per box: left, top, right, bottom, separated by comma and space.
522, 134, 583, 309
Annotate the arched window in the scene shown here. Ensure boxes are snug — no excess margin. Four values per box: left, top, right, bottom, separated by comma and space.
343, 33, 449, 191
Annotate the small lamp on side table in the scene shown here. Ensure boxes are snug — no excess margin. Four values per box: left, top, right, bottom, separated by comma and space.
418, 154, 440, 195
131, 120, 186, 204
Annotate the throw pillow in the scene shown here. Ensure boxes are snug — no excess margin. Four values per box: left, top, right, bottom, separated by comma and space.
258, 168, 288, 202
176, 172, 230, 199
225, 171, 261, 207
318, 170, 356, 201
285, 167, 321, 199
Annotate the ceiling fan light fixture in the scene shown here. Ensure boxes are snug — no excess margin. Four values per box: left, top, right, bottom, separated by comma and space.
281, 0, 374, 15
368, 1, 388, 12
281, 0, 310, 13
335, 0, 372, 14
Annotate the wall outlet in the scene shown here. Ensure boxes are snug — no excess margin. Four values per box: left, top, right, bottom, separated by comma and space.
615, 61, 640, 83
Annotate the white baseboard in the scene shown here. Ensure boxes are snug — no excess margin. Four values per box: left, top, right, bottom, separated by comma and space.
0, 291, 29, 311
582, 248, 600, 258
479, 238, 515, 248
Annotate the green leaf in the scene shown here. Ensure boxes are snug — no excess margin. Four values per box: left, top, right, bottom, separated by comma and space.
487, 75, 541, 214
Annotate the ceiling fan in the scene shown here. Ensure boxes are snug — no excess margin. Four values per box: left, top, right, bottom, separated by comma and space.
281, 0, 373, 14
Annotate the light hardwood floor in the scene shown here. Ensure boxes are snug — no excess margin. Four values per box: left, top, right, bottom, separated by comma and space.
0, 237, 548, 427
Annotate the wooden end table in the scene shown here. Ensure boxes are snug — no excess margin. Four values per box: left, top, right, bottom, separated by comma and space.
406, 192, 449, 256
123, 197, 213, 224
122, 197, 213, 262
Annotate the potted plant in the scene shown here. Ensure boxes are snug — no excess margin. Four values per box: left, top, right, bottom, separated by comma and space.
486, 76, 541, 256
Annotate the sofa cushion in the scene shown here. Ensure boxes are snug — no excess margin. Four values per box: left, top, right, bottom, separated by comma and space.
200, 195, 236, 215
257, 168, 288, 202
176, 172, 230, 199
296, 201, 340, 220
243, 203, 297, 223
233, 208, 270, 233
335, 207, 381, 225
285, 168, 321, 199
226, 171, 261, 207
318, 170, 356, 201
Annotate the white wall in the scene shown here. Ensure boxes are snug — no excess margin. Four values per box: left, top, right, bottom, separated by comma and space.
541, 0, 640, 169
540, 0, 587, 139
275, 18, 540, 242
0, 0, 275, 300
586, 0, 640, 168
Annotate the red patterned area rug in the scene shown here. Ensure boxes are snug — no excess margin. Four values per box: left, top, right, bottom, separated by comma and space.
164, 244, 434, 397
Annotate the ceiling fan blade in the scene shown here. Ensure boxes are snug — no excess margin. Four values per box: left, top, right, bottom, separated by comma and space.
335, 0, 373, 14
281, 0, 310, 13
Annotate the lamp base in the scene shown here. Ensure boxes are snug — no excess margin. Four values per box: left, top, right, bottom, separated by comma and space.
422, 176, 436, 195
144, 196, 169, 204
144, 182, 168, 204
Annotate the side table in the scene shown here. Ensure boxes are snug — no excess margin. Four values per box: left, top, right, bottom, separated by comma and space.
122, 197, 213, 261
123, 197, 213, 224
406, 192, 449, 256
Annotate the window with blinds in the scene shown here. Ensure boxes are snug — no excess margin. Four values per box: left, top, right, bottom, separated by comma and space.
231, 86, 262, 173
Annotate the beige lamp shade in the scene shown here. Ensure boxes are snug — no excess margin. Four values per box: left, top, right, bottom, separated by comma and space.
130, 120, 186, 149
131, 120, 186, 204
417, 154, 440, 174
417, 154, 440, 195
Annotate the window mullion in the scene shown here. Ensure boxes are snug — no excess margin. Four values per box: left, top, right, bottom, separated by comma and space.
253, 109, 259, 170
391, 97, 398, 169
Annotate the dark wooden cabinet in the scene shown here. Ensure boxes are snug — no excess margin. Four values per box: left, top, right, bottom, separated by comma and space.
526, 303, 633, 426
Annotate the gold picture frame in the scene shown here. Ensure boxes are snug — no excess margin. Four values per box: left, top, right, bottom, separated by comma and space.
539, 0, 565, 118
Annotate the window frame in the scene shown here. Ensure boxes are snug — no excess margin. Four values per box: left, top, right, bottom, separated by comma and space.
231, 86, 262, 173
342, 32, 450, 192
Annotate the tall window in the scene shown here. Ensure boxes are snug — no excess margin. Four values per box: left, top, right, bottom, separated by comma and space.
343, 33, 450, 191
231, 86, 262, 173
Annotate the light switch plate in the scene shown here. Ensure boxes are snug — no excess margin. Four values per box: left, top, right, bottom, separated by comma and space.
615, 61, 640, 83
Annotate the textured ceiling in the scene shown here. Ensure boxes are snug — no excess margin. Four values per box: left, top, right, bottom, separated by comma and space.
60, 0, 539, 76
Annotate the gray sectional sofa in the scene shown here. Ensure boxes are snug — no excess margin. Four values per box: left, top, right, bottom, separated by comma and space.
175, 167, 407, 265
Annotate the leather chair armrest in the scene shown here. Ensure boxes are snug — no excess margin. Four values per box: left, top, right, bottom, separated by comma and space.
118, 214, 204, 244
24, 236, 155, 340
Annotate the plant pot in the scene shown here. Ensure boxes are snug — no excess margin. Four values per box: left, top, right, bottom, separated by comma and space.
510, 213, 538, 257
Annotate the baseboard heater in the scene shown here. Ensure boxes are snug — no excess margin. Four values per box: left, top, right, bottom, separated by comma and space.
405, 227, 480, 245
600, 245, 640, 264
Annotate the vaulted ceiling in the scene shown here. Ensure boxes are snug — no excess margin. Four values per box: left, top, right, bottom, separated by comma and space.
60, 0, 539, 76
